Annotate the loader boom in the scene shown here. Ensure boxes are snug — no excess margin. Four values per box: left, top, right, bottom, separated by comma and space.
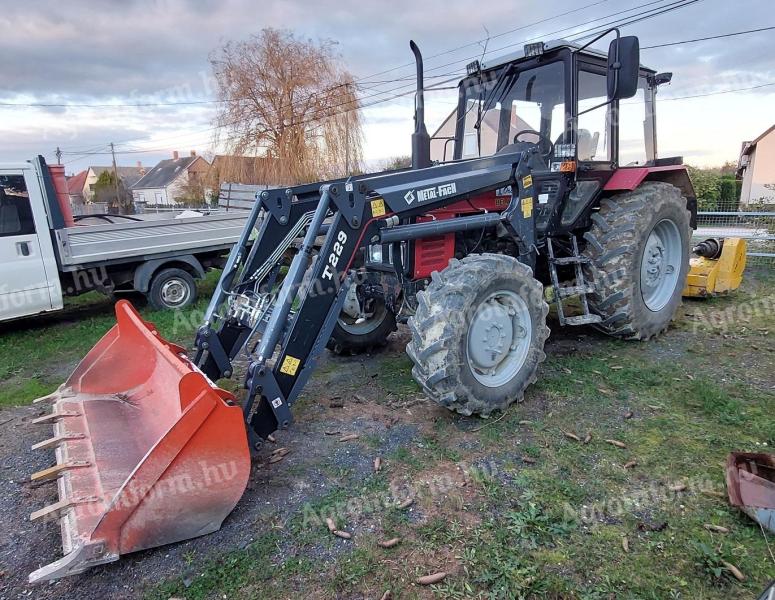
194, 149, 539, 444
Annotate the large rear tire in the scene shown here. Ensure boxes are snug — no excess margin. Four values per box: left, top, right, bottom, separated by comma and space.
582, 182, 691, 340
407, 254, 549, 416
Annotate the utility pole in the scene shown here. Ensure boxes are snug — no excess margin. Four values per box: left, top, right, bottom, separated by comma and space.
110, 142, 122, 213
344, 82, 350, 176
55, 147, 62, 165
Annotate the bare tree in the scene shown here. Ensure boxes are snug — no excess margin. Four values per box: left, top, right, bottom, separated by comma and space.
210, 29, 362, 183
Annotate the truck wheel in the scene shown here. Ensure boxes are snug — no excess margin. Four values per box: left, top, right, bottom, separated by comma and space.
148, 268, 197, 310
327, 284, 397, 355
582, 182, 691, 340
407, 254, 549, 416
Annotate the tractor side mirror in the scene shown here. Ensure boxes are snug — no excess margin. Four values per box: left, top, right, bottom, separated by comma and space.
607, 35, 640, 100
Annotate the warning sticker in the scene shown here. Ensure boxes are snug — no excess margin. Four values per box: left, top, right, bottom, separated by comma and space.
521, 197, 533, 219
371, 198, 386, 217
280, 355, 301, 376
522, 175, 533, 189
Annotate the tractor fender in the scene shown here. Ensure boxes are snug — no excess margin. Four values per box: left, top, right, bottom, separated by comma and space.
133, 255, 205, 293
604, 165, 697, 228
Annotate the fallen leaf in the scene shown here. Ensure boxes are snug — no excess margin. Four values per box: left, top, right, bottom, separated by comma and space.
623, 410, 634, 419
592, 370, 603, 376
379, 591, 392, 600
333, 530, 352, 540
721, 561, 745, 582
583, 431, 592, 445
562, 430, 581, 442
669, 483, 687, 492
396, 497, 414, 510
597, 387, 613, 396
621, 537, 629, 552
686, 373, 694, 381
624, 460, 637, 469
518, 420, 532, 426
325, 517, 337, 532
704, 524, 729, 534
416, 572, 446, 585
521, 456, 537, 464
338, 433, 360, 442
610, 365, 623, 370
374, 457, 382, 472
324, 430, 341, 436
378, 537, 401, 548
268, 454, 285, 464
561, 367, 572, 374
606, 439, 627, 449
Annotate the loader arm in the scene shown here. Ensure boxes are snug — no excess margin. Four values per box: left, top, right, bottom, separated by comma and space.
237, 149, 540, 443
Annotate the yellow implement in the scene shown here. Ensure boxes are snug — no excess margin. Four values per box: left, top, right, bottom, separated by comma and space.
682, 238, 746, 298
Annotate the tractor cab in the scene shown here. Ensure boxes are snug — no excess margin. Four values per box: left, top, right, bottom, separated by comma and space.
447, 35, 671, 233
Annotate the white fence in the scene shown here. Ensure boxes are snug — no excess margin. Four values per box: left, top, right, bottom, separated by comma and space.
695, 211, 775, 266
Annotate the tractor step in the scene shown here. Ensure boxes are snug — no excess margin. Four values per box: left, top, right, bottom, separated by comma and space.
556, 284, 595, 298
550, 255, 591, 265
563, 314, 603, 326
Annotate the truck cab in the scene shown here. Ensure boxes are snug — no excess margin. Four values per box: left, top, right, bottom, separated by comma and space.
0, 163, 63, 319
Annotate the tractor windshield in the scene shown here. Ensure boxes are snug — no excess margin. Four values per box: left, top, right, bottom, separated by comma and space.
459, 60, 566, 159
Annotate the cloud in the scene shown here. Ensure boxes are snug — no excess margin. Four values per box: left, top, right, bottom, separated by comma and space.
0, 0, 773, 169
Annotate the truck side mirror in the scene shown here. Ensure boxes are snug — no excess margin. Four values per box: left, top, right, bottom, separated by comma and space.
607, 36, 640, 100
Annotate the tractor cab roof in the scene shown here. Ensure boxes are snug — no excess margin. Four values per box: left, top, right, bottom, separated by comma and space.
480, 38, 655, 74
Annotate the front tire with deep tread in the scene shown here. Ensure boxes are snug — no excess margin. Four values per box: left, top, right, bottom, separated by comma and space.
582, 182, 691, 340
407, 254, 549, 416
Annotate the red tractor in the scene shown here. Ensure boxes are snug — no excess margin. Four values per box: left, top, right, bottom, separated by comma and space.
30, 30, 696, 581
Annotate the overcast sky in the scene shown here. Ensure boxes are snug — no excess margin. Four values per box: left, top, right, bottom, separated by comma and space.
0, 0, 772, 174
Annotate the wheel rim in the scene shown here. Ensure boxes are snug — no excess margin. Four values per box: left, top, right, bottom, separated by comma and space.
160, 278, 190, 308
466, 289, 532, 388
337, 284, 387, 335
640, 218, 682, 312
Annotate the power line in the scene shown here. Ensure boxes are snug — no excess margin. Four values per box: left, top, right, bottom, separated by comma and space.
659, 81, 775, 101
642, 25, 775, 49
58, 0, 708, 159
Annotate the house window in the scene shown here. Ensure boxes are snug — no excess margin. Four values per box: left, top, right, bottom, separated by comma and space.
155, 191, 163, 205
137, 193, 146, 203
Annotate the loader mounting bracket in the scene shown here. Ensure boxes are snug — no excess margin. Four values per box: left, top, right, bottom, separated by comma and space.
259, 188, 293, 225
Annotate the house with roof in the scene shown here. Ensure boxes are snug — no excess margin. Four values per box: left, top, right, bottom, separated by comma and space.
66, 169, 88, 207
131, 151, 210, 206
738, 124, 775, 206
83, 164, 146, 201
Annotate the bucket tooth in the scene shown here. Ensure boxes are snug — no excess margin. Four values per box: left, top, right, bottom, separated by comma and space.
30, 496, 100, 522
32, 411, 80, 424
32, 433, 86, 451
33, 385, 74, 404
31, 461, 91, 483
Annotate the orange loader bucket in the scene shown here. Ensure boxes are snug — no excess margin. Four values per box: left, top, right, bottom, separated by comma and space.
28, 300, 251, 583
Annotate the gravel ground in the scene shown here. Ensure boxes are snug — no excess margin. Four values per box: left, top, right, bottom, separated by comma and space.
0, 329, 432, 600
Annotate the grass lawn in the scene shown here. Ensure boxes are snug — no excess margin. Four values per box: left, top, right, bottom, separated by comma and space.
0, 270, 220, 408
147, 270, 773, 599
2, 268, 773, 598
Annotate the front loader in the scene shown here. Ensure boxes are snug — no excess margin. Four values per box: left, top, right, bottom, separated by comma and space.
29, 30, 698, 582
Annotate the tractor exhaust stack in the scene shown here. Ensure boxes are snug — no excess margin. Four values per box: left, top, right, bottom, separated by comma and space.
410, 40, 431, 169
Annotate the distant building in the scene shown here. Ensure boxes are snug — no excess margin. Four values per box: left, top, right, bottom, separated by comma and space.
131, 151, 210, 206
738, 124, 775, 205
66, 170, 88, 207
83, 164, 146, 201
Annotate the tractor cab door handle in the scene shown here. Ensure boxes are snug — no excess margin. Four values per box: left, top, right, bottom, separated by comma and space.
16, 241, 31, 257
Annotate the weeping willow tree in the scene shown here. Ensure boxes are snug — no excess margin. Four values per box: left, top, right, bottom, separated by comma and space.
210, 28, 362, 184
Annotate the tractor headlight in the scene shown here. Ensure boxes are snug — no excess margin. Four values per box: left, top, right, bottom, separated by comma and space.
368, 244, 383, 263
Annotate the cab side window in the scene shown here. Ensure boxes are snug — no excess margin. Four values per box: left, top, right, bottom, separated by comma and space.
576, 70, 610, 162
0, 175, 36, 237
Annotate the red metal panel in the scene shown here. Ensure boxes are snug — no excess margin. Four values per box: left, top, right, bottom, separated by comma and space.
603, 165, 688, 191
